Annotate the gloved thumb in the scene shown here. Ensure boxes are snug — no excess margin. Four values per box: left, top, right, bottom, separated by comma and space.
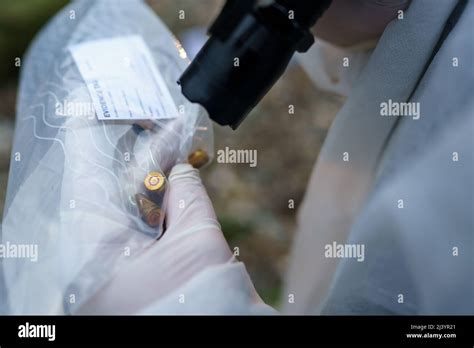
164, 163, 220, 232
160, 163, 234, 270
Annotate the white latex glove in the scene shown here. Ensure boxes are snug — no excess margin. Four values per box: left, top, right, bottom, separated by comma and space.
76, 163, 271, 314
1, 106, 202, 313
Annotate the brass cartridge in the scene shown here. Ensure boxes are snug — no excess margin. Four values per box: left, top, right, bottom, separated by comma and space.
144, 171, 166, 193
135, 193, 162, 228
188, 149, 209, 169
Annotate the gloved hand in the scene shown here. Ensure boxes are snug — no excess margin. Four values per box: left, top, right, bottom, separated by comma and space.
76, 163, 267, 314
1, 102, 211, 314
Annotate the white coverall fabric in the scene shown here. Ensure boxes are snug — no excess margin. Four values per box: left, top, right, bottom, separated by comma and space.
284, 0, 473, 314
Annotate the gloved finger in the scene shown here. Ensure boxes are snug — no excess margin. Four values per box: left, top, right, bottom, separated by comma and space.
165, 163, 219, 231
76, 164, 233, 314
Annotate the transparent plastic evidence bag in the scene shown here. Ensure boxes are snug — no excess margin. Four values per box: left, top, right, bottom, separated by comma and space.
0, 0, 213, 314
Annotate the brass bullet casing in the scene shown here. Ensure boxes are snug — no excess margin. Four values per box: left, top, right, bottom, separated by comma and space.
135, 193, 162, 228
144, 171, 166, 193
188, 149, 209, 169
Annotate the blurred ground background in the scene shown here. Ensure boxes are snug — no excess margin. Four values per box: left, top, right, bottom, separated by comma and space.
0, 0, 342, 308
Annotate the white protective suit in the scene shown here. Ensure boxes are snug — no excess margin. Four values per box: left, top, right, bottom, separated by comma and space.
286, 0, 473, 314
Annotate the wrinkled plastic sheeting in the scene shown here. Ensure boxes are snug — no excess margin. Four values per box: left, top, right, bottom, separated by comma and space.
0, 0, 213, 314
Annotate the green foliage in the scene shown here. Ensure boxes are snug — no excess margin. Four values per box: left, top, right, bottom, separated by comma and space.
218, 214, 254, 243
260, 285, 282, 308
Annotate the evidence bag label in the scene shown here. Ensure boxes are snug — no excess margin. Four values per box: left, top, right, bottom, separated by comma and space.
69, 35, 178, 121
